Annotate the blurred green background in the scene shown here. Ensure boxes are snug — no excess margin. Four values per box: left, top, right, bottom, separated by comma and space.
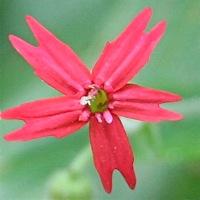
0, 0, 200, 199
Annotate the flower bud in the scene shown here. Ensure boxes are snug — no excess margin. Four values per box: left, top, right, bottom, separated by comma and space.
48, 169, 92, 200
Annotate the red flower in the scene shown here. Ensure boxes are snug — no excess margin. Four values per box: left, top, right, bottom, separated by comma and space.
1, 7, 182, 193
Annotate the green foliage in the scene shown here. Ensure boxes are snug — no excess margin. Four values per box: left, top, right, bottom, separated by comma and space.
1, 0, 200, 199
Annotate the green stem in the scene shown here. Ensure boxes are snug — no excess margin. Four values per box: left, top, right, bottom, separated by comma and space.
69, 145, 91, 173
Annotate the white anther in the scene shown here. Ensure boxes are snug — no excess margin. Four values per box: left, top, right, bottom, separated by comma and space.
88, 85, 96, 89
79, 109, 91, 122
80, 95, 94, 106
80, 96, 88, 105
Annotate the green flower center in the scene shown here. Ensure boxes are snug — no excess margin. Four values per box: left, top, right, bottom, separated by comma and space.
89, 89, 109, 113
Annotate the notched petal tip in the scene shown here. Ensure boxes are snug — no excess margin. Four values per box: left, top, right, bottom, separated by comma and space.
142, 7, 152, 15
25, 15, 42, 30
168, 94, 183, 104
8, 34, 15, 41
1, 111, 8, 120
1, 109, 17, 120
175, 113, 184, 121
8, 35, 19, 44
147, 20, 167, 43
160, 93, 184, 121
4, 134, 15, 142
161, 109, 184, 121
160, 91, 183, 103
8, 34, 34, 54
173, 94, 183, 102
25, 15, 34, 22
156, 20, 167, 35
161, 20, 167, 28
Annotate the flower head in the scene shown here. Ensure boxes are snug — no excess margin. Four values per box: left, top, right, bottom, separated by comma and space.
1, 7, 183, 193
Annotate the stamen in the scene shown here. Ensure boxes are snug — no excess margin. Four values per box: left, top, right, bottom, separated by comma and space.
79, 109, 91, 122
80, 95, 94, 106
103, 110, 113, 124
95, 113, 103, 123
88, 84, 100, 89
80, 96, 88, 105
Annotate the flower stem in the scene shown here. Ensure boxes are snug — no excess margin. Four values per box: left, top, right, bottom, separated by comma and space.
68, 145, 91, 173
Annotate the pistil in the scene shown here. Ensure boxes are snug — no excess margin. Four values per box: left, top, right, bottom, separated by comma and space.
80, 87, 109, 113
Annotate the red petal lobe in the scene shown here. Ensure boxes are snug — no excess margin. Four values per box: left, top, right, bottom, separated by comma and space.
1, 96, 83, 122
4, 110, 86, 141
92, 7, 167, 92
92, 7, 152, 88
111, 84, 183, 122
89, 114, 136, 192
2, 95, 87, 141
9, 16, 92, 95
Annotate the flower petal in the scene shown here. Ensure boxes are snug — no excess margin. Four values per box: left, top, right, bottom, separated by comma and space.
4, 110, 86, 141
111, 84, 183, 122
89, 114, 136, 193
2, 95, 87, 141
1, 96, 83, 122
92, 7, 166, 92
9, 16, 91, 95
